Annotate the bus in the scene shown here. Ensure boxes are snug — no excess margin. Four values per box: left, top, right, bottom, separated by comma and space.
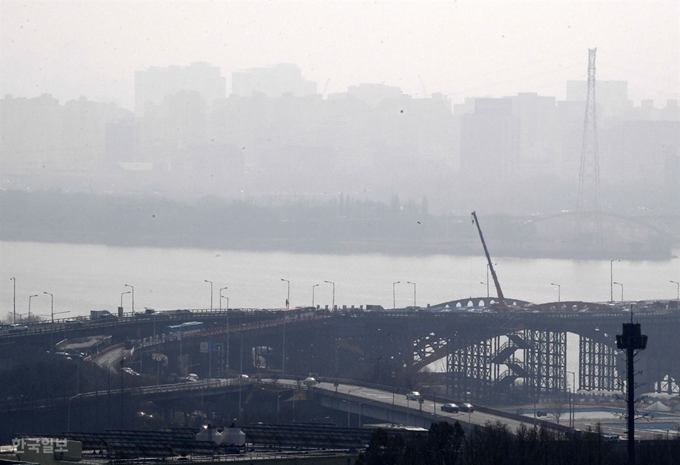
164, 321, 204, 340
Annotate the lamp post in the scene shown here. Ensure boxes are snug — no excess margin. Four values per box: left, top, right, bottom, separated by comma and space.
43, 291, 54, 323
281, 279, 290, 308
120, 291, 131, 309
204, 280, 213, 311
124, 284, 135, 314
670, 280, 679, 303
347, 387, 362, 427
312, 284, 319, 307
219, 287, 228, 311
610, 259, 620, 302
551, 283, 561, 306
567, 371, 576, 429
406, 281, 417, 307
480, 281, 488, 298
324, 281, 335, 311
67, 393, 81, 432
220, 287, 229, 371
392, 281, 400, 309
28, 294, 38, 320
10, 277, 16, 324
613, 282, 624, 303
238, 332, 244, 418
280, 279, 289, 375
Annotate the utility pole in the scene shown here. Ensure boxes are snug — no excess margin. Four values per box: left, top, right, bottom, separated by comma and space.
616, 314, 648, 465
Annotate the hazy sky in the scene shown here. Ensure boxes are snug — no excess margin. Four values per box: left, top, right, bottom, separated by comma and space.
1, 0, 678, 110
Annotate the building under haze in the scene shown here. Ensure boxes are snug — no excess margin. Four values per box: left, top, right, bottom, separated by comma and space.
231, 64, 316, 98
459, 98, 520, 179
134, 62, 226, 116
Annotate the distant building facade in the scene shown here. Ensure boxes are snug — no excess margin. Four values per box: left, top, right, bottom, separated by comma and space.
134, 62, 226, 116
231, 64, 316, 98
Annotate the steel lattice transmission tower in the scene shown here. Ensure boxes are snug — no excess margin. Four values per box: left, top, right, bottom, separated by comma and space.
575, 48, 602, 243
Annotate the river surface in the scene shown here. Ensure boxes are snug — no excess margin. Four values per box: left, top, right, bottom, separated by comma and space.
1, 240, 678, 319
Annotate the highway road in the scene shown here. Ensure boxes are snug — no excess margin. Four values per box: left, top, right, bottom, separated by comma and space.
313, 381, 541, 433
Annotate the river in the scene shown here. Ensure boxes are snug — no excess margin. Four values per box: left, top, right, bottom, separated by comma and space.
1, 240, 678, 319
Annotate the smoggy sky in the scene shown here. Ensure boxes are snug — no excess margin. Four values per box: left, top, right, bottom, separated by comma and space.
1, 0, 678, 110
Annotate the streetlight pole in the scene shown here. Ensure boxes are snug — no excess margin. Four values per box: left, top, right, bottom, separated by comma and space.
324, 281, 335, 311
28, 294, 38, 320
613, 282, 624, 303
281, 279, 290, 308
551, 283, 561, 306
220, 287, 229, 371
120, 291, 131, 309
280, 279, 289, 374
347, 387, 362, 427
670, 280, 679, 304
480, 281, 487, 298
219, 287, 228, 311
10, 277, 16, 324
392, 281, 400, 309
610, 259, 620, 302
406, 281, 417, 307
43, 292, 54, 323
67, 393, 81, 432
312, 284, 319, 307
124, 284, 135, 314
567, 371, 576, 429
204, 280, 213, 311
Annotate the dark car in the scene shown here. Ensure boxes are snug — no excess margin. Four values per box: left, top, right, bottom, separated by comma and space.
440, 403, 459, 413
459, 402, 474, 412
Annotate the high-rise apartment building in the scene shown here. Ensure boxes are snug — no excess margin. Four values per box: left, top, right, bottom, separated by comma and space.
134, 62, 226, 116
231, 64, 316, 98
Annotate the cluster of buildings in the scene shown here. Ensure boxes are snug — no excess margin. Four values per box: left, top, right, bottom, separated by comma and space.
0, 62, 678, 211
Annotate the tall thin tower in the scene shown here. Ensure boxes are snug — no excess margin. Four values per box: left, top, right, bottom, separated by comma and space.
575, 48, 602, 243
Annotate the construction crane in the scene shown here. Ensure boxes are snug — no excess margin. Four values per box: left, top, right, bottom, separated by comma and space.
471, 212, 506, 307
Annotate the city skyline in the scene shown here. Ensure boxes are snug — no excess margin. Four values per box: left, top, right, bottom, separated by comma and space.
1, 1, 678, 110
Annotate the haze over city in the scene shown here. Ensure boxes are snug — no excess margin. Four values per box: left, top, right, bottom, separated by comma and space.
1, 0, 679, 258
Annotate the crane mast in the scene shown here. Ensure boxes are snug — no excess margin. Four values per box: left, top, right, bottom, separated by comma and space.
471, 211, 506, 307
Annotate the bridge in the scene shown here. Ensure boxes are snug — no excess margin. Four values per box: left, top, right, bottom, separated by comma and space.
2, 300, 679, 405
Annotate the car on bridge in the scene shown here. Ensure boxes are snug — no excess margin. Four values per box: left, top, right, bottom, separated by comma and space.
440, 403, 459, 413
406, 391, 421, 401
459, 402, 475, 412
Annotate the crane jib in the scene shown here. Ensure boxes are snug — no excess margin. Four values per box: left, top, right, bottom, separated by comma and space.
471, 211, 507, 307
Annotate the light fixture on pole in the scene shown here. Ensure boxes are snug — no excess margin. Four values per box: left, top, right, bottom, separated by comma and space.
613, 281, 624, 303
220, 287, 230, 371
392, 281, 400, 309
567, 371, 576, 429
280, 279, 290, 375
121, 291, 131, 309
28, 294, 38, 320
406, 281, 417, 307
10, 277, 16, 324
550, 283, 561, 306
204, 280, 213, 311
43, 291, 54, 323
312, 284, 319, 307
124, 284, 135, 314
219, 287, 228, 310
610, 259, 620, 302
67, 393, 81, 432
670, 280, 679, 303
480, 281, 488, 298
281, 278, 290, 308
324, 281, 335, 311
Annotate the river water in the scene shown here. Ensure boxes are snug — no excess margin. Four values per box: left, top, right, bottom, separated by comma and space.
1, 240, 678, 319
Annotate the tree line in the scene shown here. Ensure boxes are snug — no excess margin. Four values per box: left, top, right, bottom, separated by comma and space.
356, 420, 680, 465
